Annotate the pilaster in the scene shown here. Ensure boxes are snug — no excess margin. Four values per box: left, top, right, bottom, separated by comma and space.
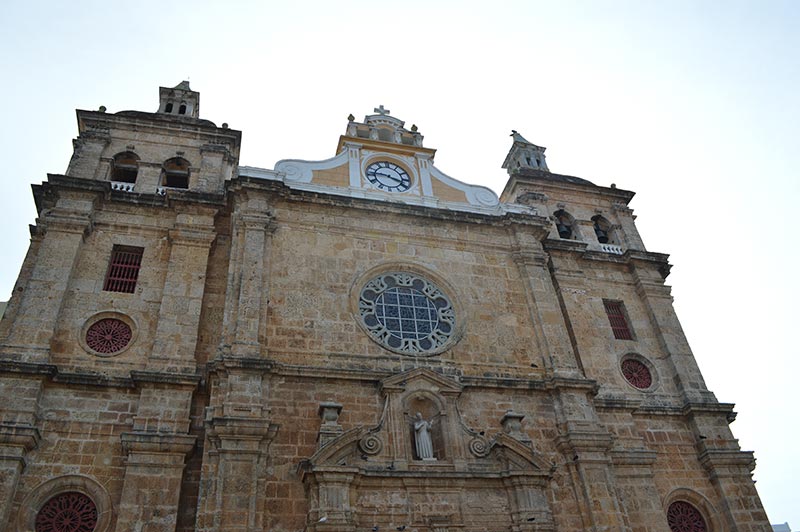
66, 129, 110, 179
197, 357, 278, 532
221, 192, 276, 359
0, 424, 40, 529
510, 226, 582, 377
149, 209, 217, 372
552, 381, 630, 532
628, 254, 716, 405
0, 198, 93, 363
116, 432, 197, 532
686, 405, 771, 532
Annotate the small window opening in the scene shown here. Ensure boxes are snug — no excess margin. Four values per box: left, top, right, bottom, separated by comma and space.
104, 246, 144, 293
161, 157, 190, 189
178, 102, 187, 115
165, 102, 174, 113
110, 152, 139, 183
603, 300, 634, 340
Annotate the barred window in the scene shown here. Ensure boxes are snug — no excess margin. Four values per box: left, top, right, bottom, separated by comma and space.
603, 300, 634, 340
103, 246, 143, 293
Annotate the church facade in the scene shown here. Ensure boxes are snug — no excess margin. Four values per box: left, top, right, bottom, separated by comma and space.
0, 83, 770, 532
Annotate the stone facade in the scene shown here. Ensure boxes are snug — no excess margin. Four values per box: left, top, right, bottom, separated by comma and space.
0, 84, 770, 531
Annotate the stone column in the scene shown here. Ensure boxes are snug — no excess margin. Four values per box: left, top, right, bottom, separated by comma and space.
689, 407, 771, 532
231, 209, 275, 357
610, 449, 663, 532
510, 226, 582, 377
0, 424, 40, 529
66, 130, 109, 179
200, 415, 277, 531
502, 476, 554, 532
218, 191, 275, 359
0, 197, 93, 363
553, 385, 631, 532
115, 373, 199, 532
303, 471, 357, 532
628, 254, 716, 405
196, 359, 278, 532
149, 209, 217, 373
116, 432, 196, 532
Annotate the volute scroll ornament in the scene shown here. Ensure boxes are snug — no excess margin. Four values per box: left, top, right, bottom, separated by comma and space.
468, 435, 491, 458
358, 433, 383, 455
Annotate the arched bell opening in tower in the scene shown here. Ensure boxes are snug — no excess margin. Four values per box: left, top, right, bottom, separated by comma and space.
553, 209, 576, 240
592, 215, 611, 244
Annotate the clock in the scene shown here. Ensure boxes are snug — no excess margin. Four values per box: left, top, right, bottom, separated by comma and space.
365, 161, 411, 192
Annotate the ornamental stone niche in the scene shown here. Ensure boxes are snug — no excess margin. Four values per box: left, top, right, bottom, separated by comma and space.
298, 369, 555, 532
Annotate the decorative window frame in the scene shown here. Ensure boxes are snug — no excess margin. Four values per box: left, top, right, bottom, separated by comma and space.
79, 311, 138, 357
351, 262, 464, 357
17, 474, 113, 532
618, 352, 659, 392
663, 488, 720, 532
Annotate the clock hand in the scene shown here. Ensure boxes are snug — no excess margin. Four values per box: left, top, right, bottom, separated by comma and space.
376, 171, 402, 184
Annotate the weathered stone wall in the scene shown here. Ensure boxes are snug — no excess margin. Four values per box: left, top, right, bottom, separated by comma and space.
0, 93, 771, 532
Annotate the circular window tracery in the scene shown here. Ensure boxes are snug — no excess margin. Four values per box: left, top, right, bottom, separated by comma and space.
85, 318, 132, 354
35, 492, 98, 532
359, 272, 455, 355
667, 501, 707, 532
621, 358, 653, 389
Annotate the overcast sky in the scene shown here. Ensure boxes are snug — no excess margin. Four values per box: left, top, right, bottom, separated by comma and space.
1, 0, 798, 527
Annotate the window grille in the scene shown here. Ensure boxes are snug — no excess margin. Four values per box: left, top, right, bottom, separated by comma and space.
35, 491, 98, 532
603, 300, 633, 340
667, 501, 707, 532
103, 246, 143, 293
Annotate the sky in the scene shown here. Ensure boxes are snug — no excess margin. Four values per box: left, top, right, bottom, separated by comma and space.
1, 0, 798, 527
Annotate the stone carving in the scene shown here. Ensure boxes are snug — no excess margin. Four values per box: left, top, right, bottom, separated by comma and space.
358, 433, 383, 455
411, 412, 437, 461
468, 435, 491, 457
501, 410, 531, 443
317, 401, 343, 449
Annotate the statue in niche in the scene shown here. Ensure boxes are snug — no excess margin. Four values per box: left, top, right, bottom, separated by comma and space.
408, 412, 439, 461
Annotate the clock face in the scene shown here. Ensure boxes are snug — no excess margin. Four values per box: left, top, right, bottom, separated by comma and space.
365, 161, 411, 192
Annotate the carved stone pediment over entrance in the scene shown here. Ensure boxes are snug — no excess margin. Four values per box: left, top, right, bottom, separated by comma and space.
298, 368, 555, 532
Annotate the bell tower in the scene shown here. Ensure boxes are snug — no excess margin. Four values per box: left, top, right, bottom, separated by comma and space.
157, 80, 199, 118
502, 130, 549, 173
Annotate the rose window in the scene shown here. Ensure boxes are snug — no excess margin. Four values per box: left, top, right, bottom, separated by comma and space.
621, 358, 653, 389
359, 272, 455, 355
35, 492, 98, 532
667, 501, 707, 532
85, 318, 132, 354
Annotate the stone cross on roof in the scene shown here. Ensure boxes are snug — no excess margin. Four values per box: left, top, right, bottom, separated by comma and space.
373, 105, 390, 116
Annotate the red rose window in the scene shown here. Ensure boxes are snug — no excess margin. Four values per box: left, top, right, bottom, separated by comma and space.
622, 359, 652, 389
35, 492, 98, 532
85, 318, 132, 354
667, 501, 707, 532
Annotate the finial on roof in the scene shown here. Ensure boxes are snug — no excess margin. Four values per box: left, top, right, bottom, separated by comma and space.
348, 114, 355, 122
